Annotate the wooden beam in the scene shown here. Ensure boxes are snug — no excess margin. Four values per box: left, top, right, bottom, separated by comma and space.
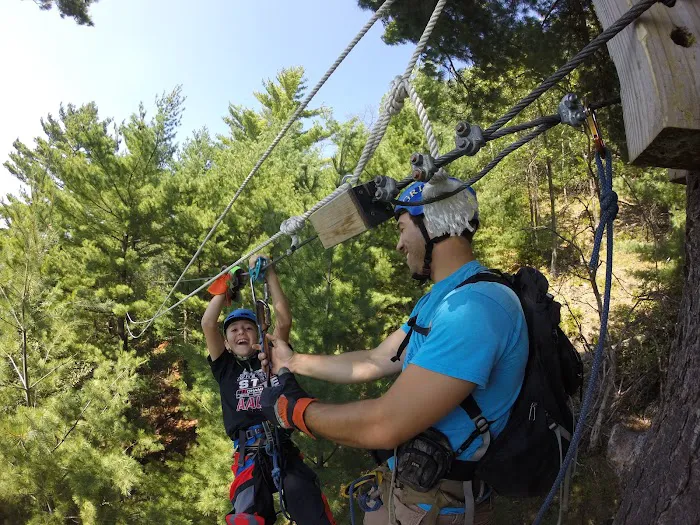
309, 182, 394, 249
592, 0, 700, 170
309, 185, 370, 249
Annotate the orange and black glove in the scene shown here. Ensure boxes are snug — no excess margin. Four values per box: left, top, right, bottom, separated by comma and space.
261, 368, 317, 438
207, 266, 244, 304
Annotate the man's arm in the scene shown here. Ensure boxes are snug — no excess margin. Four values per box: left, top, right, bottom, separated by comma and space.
303, 364, 477, 449
202, 294, 227, 361
259, 328, 406, 384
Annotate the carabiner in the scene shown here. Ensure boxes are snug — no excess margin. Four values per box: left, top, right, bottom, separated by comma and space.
584, 105, 606, 154
249, 256, 269, 283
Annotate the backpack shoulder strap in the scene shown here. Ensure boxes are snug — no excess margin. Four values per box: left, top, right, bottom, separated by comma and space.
455, 269, 514, 291
450, 271, 515, 458
391, 315, 431, 362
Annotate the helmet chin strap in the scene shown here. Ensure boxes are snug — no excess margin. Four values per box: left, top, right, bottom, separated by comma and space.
226, 339, 258, 365
412, 217, 448, 282
233, 350, 258, 368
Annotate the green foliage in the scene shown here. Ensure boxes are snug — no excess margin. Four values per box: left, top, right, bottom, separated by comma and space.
31, 0, 99, 26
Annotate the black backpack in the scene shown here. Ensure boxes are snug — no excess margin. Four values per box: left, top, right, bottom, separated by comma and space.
390, 267, 583, 497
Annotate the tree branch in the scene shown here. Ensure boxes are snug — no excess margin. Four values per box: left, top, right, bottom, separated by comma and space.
0, 313, 20, 330
322, 444, 341, 466
4, 352, 27, 389
540, 0, 564, 28
0, 284, 23, 329
439, 44, 471, 94
52, 399, 92, 452
29, 355, 76, 389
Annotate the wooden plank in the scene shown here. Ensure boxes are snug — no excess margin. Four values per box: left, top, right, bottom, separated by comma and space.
592, 0, 700, 169
308, 185, 369, 249
668, 169, 688, 184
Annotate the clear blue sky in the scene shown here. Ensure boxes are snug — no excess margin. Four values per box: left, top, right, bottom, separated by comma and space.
0, 0, 414, 197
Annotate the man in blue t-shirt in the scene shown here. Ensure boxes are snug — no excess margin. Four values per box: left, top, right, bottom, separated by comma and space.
257, 177, 528, 524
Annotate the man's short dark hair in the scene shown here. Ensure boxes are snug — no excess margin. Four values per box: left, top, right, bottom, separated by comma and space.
462, 218, 479, 244
409, 215, 479, 244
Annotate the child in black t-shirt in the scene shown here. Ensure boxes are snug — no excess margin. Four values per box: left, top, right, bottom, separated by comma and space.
202, 255, 335, 525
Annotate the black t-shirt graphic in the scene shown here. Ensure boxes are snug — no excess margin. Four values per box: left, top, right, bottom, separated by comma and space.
208, 351, 280, 440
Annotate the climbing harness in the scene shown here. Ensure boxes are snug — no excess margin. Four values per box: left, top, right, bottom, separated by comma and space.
263, 423, 291, 520
235, 423, 267, 470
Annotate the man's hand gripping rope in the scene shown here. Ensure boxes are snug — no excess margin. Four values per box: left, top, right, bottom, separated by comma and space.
256, 333, 318, 439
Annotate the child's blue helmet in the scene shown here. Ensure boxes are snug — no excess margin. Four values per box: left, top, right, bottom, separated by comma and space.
223, 308, 257, 332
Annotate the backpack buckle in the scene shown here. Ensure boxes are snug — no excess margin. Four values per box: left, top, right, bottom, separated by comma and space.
474, 415, 490, 434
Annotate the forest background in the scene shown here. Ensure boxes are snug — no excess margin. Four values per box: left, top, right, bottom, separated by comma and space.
0, 0, 686, 523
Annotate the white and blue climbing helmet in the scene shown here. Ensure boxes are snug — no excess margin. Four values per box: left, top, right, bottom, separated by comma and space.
223, 308, 257, 332
394, 177, 479, 281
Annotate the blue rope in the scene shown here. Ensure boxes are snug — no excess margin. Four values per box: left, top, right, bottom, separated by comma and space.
348, 474, 382, 525
264, 426, 290, 519
533, 149, 618, 524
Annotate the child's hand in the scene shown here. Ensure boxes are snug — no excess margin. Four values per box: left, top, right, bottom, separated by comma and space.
249, 254, 274, 276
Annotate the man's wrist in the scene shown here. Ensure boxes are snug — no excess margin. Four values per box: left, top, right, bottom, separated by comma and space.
292, 397, 317, 438
286, 352, 301, 374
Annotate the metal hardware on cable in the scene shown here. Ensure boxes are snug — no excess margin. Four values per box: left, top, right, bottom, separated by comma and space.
249, 255, 269, 283
454, 121, 485, 156
374, 175, 399, 202
558, 94, 586, 128
410, 153, 437, 182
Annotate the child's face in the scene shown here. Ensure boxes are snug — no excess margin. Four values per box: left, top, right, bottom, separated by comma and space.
224, 320, 257, 357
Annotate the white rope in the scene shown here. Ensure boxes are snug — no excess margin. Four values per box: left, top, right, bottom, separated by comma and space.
404, 80, 439, 158
280, 215, 306, 250
350, 0, 447, 183
127, 184, 349, 335
125, 0, 397, 336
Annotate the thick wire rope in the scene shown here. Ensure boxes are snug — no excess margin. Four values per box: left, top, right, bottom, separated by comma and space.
485, 97, 619, 141
484, 0, 660, 136
126, 0, 397, 335
390, 120, 559, 203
